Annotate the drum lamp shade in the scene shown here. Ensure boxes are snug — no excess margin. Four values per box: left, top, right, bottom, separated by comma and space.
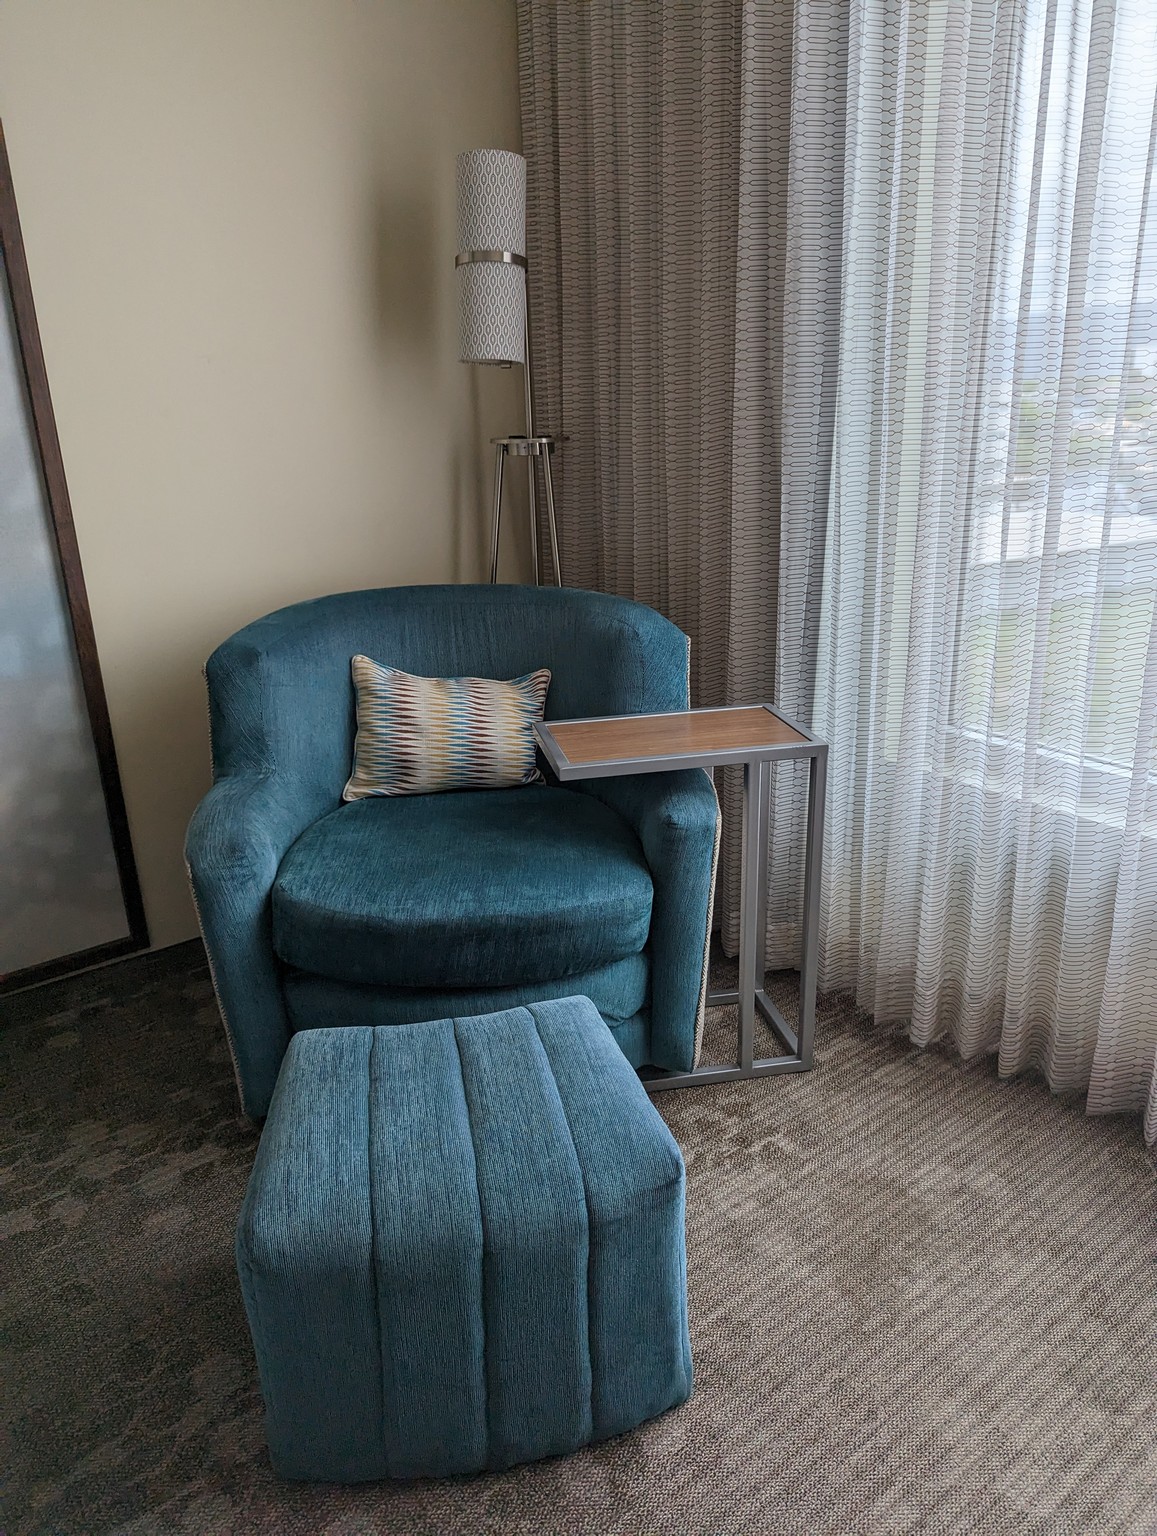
455, 149, 527, 365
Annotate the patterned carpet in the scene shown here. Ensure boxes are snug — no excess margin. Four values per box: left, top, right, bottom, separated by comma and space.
3, 943, 1156, 1536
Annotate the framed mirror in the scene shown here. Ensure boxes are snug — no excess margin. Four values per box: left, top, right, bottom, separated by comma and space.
0, 121, 148, 992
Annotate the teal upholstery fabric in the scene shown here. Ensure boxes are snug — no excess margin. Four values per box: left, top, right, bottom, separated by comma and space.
272, 787, 653, 988
282, 973, 652, 1074
235, 997, 692, 1482
281, 951, 649, 1030
577, 770, 721, 1069
187, 585, 719, 1118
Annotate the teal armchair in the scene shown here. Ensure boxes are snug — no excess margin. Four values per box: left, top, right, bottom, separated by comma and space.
186, 585, 720, 1118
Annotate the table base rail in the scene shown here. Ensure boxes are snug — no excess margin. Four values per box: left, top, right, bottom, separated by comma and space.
641, 1056, 810, 1091
642, 983, 807, 1092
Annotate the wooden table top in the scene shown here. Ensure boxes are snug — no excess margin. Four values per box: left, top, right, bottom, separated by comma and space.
544, 705, 809, 769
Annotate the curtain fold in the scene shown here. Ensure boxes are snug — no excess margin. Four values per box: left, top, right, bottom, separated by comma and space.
518, 0, 790, 942
768, 0, 849, 964
518, 0, 1157, 1142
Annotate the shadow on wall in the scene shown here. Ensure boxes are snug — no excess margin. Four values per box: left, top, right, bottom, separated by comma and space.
458, 365, 492, 582
363, 167, 526, 584
367, 171, 492, 581
367, 180, 436, 357
135, 655, 215, 803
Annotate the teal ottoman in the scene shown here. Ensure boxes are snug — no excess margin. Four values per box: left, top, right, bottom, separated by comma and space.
236, 995, 693, 1481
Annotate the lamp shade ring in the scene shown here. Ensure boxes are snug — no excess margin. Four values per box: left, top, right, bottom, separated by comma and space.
455, 249, 528, 270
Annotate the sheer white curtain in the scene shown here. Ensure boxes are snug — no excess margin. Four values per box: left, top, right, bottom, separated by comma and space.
787, 0, 1157, 1139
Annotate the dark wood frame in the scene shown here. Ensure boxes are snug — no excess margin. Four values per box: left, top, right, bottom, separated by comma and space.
0, 120, 148, 994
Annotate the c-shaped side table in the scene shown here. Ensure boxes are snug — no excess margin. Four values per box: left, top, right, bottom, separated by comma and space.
534, 703, 828, 1092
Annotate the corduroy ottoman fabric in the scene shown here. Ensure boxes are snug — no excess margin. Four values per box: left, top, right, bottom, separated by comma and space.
235, 997, 692, 1483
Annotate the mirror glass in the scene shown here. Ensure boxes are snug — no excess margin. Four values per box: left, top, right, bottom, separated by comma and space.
0, 250, 132, 976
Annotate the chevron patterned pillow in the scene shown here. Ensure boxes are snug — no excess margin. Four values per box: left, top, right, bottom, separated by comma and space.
342, 655, 552, 799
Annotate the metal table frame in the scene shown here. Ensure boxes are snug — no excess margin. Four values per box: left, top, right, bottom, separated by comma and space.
534, 703, 828, 1092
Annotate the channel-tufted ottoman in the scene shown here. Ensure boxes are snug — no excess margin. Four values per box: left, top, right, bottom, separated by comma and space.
236, 995, 692, 1481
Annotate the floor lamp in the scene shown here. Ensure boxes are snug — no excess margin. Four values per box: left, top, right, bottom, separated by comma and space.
455, 149, 561, 586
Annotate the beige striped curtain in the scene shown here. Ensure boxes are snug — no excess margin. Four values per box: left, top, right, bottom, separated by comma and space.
518, 0, 795, 947
519, 0, 1157, 1143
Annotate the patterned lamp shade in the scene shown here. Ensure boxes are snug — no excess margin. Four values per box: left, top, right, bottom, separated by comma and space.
455, 149, 526, 366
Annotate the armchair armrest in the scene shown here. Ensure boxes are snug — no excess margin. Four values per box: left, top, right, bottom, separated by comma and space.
186, 775, 319, 1119
576, 770, 720, 1072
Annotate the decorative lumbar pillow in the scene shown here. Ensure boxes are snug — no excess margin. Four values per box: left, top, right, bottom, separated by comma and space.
343, 655, 551, 800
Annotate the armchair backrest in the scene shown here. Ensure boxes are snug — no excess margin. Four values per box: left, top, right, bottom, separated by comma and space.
205, 585, 690, 804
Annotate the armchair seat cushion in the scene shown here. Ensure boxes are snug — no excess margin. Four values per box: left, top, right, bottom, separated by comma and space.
271, 785, 653, 990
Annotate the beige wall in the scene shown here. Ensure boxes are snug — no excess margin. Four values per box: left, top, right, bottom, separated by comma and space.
0, 0, 526, 949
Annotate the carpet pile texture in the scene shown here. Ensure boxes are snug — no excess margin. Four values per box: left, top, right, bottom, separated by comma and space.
3, 943, 1156, 1535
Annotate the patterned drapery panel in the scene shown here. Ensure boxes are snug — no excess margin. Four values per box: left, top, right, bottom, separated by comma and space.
518, 0, 793, 946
